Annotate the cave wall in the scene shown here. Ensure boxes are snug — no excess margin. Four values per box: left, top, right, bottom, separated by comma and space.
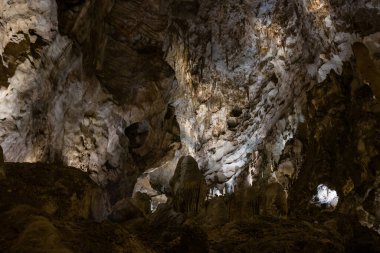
288, 42, 380, 230
0, 0, 179, 200
0, 1, 122, 182
0, 0, 380, 210
163, 0, 380, 192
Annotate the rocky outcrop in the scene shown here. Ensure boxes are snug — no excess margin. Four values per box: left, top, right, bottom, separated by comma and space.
0, 162, 158, 253
0, 162, 109, 221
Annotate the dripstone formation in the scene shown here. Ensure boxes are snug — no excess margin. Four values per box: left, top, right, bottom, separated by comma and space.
0, 0, 380, 252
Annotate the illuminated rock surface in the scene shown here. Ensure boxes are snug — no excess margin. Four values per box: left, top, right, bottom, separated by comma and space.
0, 0, 380, 252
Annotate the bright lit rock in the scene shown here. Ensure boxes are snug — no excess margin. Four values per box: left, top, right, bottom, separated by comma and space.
311, 184, 339, 209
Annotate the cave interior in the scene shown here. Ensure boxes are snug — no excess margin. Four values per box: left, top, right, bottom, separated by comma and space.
1, 0, 380, 252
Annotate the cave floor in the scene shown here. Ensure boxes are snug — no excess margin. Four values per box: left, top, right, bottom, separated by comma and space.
0, 163, 379, 253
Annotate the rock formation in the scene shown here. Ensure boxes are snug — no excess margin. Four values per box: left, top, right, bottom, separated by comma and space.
169, 155, 207, 213
0, 145, 5, 180
0, 0, 380, 252
261, 182, 288, 216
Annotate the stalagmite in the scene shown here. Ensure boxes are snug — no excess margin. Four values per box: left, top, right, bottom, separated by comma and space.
169, 155, 207, 214
0, 146, 5, 180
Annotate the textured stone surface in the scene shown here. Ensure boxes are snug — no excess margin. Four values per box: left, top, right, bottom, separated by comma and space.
0, 0, 375, 178
1, 0, 380, 240
0, 0, 180, 201
164, 0, 372, 188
